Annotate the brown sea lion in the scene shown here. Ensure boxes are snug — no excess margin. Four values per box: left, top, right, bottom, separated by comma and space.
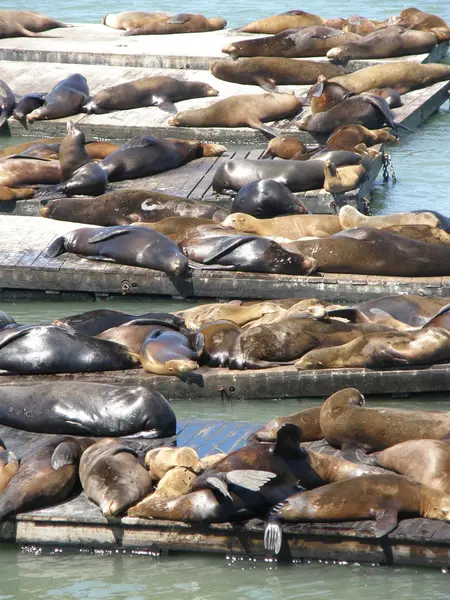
0, 137, 64, 158
0, 440, 19, 491
326, 124, 398, 150
0, 157, 61, 187
168, 93, 302, 138
264, 473, 450, 554
145, 447, 200, 480
150, 466, 197, 499
83, 76, 218, 115
379, 225, 450, 245
133, 217, 215, 239
296, 327, 450, 371
80, 439, 152, 518
318, 388, 450, 454
40, 190, 229, 226
330, 62, 450, 95
248, 406, 323, 444
0, 436, 92, 521
309, 75, 354, 114
102, 11, 170, 30
140, 330, 200, 376
222, 213, 341, 239
27, 74, 89, 123
238, 11, 325, 34
222, 27, 361, 59
179, 301, 283, 330
261, 136, 310, 160
103, 11, 226, 35
338, 205, 444, 230
323, 160, 366, 193
194, 320, 243, 367
210, 58, 345, 92
0, 186, 35, 200
343, 15, 389, 35
96, 318, 183, 354
0, 10, 70, 38
390, 8, 449, 32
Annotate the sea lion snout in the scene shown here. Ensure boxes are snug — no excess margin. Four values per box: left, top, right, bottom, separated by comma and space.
326, 47, 349, 65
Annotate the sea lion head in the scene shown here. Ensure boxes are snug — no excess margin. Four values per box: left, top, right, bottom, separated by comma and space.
102, 14, 112, 26
210, 17, 227, 29
326, 46, 351, 65
26, 108, 43, 124
261, 136, 307, 160
203, 84, 219, 97
327, 388, 366, 412
200, 142, 227, 157
165, 358, 199, 375
66, 120, 84, 139
296, 114, 313, 131
221, 44, 239, 59
425, 496, 450, 522
167, 253, 190, 277
221, 213, 255, 232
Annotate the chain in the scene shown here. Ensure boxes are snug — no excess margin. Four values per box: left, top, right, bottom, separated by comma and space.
362, 197, 372, 216
382, 152, 397, 184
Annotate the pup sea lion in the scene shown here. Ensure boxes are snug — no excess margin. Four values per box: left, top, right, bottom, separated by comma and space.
80, 439, 152, 518
231, 180, 309, 218
145, 447, 200, 480
0, 437, 92, 521
238, 11, 325, 34
0, 10, 70, 38
194, 320, 243, 367
222, 212, 341, 239
168, 93, 302, 138
96, 317, 184, 354
104, 12, 226, 35
12, 93, 46, 125
0, 381, 176, 437
338, 205, 444, 230
27, 74, 89, 123
83, 76, 218, 115
0, 79, 15, 129
248, 406, 322, 444
210, 58, 345, 92
0, 324, 139, 375
261, 137, 310, 160
323, 160, 367, 193
44, 225, 190, 277
40, 190, 229, 226
0, 156, 60, 187
140, 330, 200, 376
99, 136, 226, 182
264, 473, 450, 554
222, 27, 361, 59
326, 124, 398, 150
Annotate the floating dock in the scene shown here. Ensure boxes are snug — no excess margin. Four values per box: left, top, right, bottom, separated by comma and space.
0, 421, 450, 568
0, 215, 449, 303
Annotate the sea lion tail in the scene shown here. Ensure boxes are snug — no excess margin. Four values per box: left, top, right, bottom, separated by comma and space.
43, 235, 66, 259
393, 121, 415, 134
225, 469, 276, 491
264, 514, 283, 554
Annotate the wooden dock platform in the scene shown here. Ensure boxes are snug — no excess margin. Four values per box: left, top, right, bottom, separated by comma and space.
1, 59, 449, 145
1, 421, 450, 568
1, 215, 450, 303
0, 24, 445, 71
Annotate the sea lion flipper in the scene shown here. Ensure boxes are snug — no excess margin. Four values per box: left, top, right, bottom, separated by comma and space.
88, 227, 131, 244
51, 441, 79, 470
167, 13, 190, 24
253, 77, 280, 94
43, 235, 67, 258
264, 514, 283, 554
0, 327, 32, 351
155, 99, 178, 114
247, 118, 281, 139
206, 476, 232, 498
120, 136, 159, 150
0, 449, 18, 466
202, 236, 260, 264
225, 469, 277, 491
372, 504, 400, 538
311, 80, 324, 98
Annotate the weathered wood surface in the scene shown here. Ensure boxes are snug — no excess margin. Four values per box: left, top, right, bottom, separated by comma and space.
0, 24, 445, 70
1, 362, 450, 399
0, 215, 449, 303
0, 60, 448, 145
0, 423, 450, 567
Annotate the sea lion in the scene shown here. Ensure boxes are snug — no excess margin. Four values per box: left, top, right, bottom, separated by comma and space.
103, 12, 226, 35
296, 327, 450, 371
40, 190, 229, 226
0, 137, 64, 158
145, 447, 200, 480
149, 466, 197, 499
0, 324, 139, 375
264, 473, 450, 554
0, 10, 70, 38
0, 156, 60, 187
231, 180, 310, 218
422, 305, 450, 332
222, 27, 361, 59
327, 26, 446, 64
0, 186, 35, 200
140, 330, 200, 376
133, 217, 215, 240
0, 381, 176, 437
238, 11, 325, 34
15, 140, 119, 161
309, 75, 354, 114
99, 136, 226, 182
212, 152, 363, 194
27, 74, 89, 123
390, 8, 449, 32
338, 205, 445, 230
248, 406, 323, 444
330, 62, 450, 95
366, 87, 402, 108
194, 320, 243, 367
56, 308, 184, 336
342, 15, 389, 35
317, 388, 450, 452
229, 317, 392, 370
210, 58, 345, 92
44, 225, 191, 278
0, 441, 19, 492
0, 79, 15, 129
198, 454, 227, 471
96, 317, 184, 354
83, 76, 218, 115
80, 439, 152, 518
180, 235, 318, 276
326, 124, 398, 150
168, 93, 302, 138
0, 311, 16, 330
222, 213, 341, 239
0, 437, 92, 522
260, 137, 310, 160
323, 160, 367, 193
179, 301, 283, 330
56, 120, 108, 197
12, 93, 46, 125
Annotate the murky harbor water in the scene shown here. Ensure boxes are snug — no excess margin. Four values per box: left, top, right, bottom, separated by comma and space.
2, 0, 450, 596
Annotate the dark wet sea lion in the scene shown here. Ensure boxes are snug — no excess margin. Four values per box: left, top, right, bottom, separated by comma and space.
194, 320, 242, 367
0, 436, 93, 522
212, 152, 363, 194
0, 79, 15, 129
97, 317, 184, 354
0, 10, 70, 38
140, 329, 200, 376
229, 317, 392, 369
222, 212, 341, 238
168, 93, 302, 138
27, 74, 89, 123
180, 235, 318, 276
261, 137, 310, 160
99, 136, 226, 182
57, 120, 108, 196
45, 225, 190, 277
0, 382, 176, 437
248, 406, 322, 443
231, 180, 310, 218
0, 157, 61, 187
222, 27, 361, 59
330, 62, 450, 95
238, 11, 325, 34
264, 473, 450, 554
210, 58, 345, 92
326, 124, 398, 150
106, 12, 226, 36
83, 76, 218, 115
56, 308, 184, 336
0, 324, 139, 374
12, 93, 46, 124
80, 439, 152, 517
